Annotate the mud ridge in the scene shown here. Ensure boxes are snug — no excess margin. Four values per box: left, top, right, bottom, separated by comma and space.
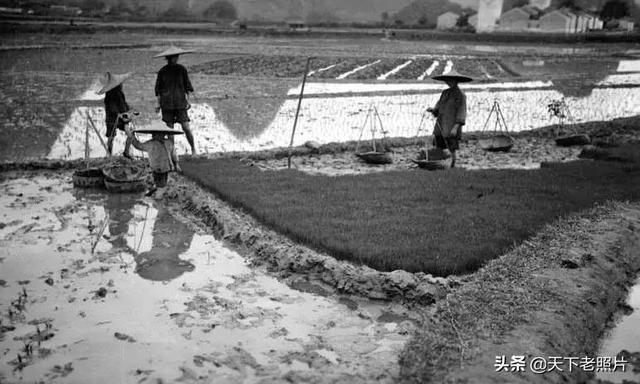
161, 175, 457, 306
399, 201, 640, 383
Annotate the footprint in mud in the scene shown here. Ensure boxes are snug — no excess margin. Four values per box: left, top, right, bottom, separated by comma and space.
133, 206, 195, 282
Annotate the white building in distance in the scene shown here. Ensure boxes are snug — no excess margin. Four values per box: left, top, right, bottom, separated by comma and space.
477, 0, 504, 32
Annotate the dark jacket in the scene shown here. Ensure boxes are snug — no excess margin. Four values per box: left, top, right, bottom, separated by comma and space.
432, 86, 466, 138
104, 86, 129, 129
155, 63, 194, 110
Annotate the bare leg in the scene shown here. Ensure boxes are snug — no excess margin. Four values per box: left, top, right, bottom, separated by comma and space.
181, 121, 196, 154
123, 135, 132, 158
107, 135, 114, 155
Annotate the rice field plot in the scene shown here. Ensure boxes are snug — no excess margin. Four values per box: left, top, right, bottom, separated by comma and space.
311, 57, 375, 79
349, 58, 411, 80
182, 157, 640, 275
455, 58, 505, 79
385, 58, 433, 80
188, 54, 515, 81
190, 55, 303, 77
190, 55, 345, 78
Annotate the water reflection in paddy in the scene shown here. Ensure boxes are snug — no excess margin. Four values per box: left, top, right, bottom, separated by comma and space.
0, 174, 412, 383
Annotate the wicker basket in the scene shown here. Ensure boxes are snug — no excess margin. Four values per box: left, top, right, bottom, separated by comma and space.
478, 135, 514, 152
555, 134, 590, 147
102, 165, 146, 193
412, 159, 448, 171
355, 151, 393, 165
72, 168, 105, 189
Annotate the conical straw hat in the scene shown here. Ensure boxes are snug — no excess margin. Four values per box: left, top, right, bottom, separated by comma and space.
431, 69, 473, 83
153, 46, 195, 58
97, 72, 132, 94
134, 121, 185, 135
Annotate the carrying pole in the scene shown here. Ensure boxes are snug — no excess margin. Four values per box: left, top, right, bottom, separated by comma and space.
85, 115, 90, 168
288, 57, 312, 169
86, 112, 110, 156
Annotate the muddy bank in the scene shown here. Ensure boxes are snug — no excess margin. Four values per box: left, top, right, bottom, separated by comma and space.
399, 201, 640, 383
160, 176, 456, 305
181, 114, 640, 167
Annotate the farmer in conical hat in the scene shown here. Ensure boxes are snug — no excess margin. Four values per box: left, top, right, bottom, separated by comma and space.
154, 46, 197, 155
427, 70, 473, 168
97, 72, 133, 158
125, 122, 183, 197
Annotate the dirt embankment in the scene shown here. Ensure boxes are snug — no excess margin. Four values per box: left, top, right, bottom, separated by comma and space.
399, 201, 640, 383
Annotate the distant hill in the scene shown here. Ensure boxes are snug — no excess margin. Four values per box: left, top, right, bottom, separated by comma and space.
91, 0, 416, 23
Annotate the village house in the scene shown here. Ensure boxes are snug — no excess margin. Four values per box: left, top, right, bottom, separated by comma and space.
436, 11, 459, 30
618, 18, 635, 31
537, 8, 577, 33
497, 5, 540, 31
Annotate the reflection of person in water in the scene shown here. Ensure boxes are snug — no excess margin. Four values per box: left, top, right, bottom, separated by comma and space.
134, 206, 195, 281
102, 193, 136, 253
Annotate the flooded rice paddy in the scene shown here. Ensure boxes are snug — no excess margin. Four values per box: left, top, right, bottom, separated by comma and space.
0, 174, 415, 383
44, 62, 640, 161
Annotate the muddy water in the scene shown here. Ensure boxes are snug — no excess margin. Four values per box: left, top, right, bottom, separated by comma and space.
0, 173, 414, 383
597, 277, 640, 383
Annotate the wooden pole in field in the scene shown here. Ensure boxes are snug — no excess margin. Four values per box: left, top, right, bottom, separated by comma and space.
288, 57, 312, 169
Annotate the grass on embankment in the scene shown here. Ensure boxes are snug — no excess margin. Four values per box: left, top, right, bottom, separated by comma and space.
181, 157, 640, 276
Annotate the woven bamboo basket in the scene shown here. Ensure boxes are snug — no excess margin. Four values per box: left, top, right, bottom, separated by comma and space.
72, 168, 105, 189
102, 165, 146, 193
355, 151, 393, 165
478, 135, 515, 152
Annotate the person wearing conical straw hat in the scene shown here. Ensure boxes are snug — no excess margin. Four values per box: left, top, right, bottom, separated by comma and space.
427, 69, 473, 168
97, 72, 133, 158
154, 46, 196, 155
124, 122, 183, 197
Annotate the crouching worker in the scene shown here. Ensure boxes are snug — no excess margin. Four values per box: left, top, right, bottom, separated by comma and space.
124, 122, 182, 197
428, 70, 473, 168
97, 72, 134, 158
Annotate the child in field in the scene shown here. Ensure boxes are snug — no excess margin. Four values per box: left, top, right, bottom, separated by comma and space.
124, 122, 182, 197
98, 72, 133, 158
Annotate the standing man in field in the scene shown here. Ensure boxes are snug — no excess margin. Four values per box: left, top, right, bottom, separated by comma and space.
98, 72, 133, 158
154, 46, 197, 155
427, 70, 473, 168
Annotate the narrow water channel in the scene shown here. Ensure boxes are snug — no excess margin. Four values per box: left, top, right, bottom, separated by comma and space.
0, 173, 413, 383
597, 277, 640, 383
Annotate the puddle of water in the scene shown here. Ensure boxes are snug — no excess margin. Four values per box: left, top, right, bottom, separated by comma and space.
597, 277, 640, 383
0, 173, 412, 383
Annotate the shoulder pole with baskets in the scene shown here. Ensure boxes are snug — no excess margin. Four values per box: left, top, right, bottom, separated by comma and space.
478, 99, 514, 152
355, 105, 392, 164
549, 98, 590, 147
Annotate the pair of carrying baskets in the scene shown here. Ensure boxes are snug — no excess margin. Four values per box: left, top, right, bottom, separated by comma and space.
72, 165, 146, 193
